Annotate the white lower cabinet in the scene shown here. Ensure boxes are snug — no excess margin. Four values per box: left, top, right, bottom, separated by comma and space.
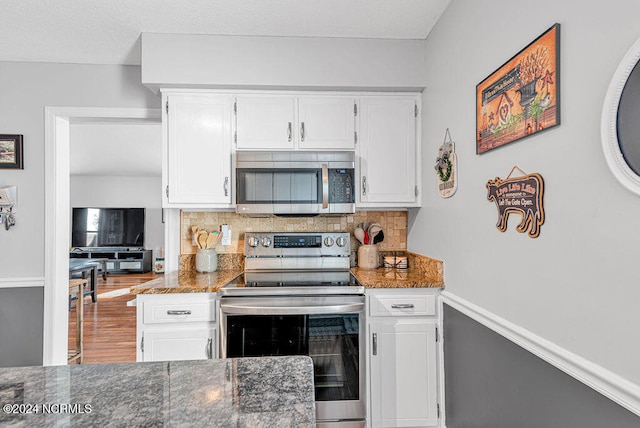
367, 289, 442, 428
136, 293, 218, 362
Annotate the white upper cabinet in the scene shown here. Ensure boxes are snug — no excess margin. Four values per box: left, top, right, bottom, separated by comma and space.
297, 96, 356, 150
235, 95, 356, 151
235, 95, 296, 150
164, 92, 233, 208
357, 95, 420, 208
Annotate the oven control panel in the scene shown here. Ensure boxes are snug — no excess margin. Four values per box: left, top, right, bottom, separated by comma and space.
244, 232, 350, 258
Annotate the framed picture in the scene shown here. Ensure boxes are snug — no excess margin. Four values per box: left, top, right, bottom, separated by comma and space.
0, 134, 24, 169
476, 24, 560, 154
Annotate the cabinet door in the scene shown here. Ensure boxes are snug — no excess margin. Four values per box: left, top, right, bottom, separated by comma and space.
166, 94, 232, 205
370, 321, 438, 427
236, 96, 296, 150
142, 327, 217, 362
358, 97, 418, 205
297, 96, 356, 150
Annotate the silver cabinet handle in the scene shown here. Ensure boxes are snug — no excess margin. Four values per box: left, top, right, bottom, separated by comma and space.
321, 163, 329, 209
372, 333, 378, 356
287, 122, 292, 142
362, 176, 367, 196
206, 338, 213, 359
391, 304, 415, 309
224, 176, 229, 197
166, 310, 191, 315
300, 122, 305, 142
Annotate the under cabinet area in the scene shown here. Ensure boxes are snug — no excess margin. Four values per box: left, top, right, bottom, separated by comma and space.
235, 95, 356, 150
136, 293, 218, 362
367, 289, 442, 428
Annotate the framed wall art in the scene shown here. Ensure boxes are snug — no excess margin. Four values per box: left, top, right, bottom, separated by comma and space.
476, 24, 560, 154
0, 134, 24, 169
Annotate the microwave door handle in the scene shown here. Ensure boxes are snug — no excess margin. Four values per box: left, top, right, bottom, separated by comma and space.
221, 302, 364, 316
322, 163, 329, 209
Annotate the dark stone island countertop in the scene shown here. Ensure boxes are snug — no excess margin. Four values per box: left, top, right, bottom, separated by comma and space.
0, 356, 315, 427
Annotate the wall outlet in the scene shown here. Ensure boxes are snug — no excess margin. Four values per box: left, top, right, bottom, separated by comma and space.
221, 224, 231, 246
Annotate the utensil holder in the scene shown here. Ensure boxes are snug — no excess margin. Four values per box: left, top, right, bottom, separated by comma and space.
195, 248, 218, 272
358, 245, 379, 270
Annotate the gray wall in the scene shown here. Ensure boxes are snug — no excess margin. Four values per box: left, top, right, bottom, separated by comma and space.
0, 288, 44, 367
141, 33, 427, 92
443, 305, 640, 427
412, 0, 640, 388
0, 62, 159, 278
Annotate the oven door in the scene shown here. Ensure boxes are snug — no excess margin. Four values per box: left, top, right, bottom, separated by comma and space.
220, 295, 366, 425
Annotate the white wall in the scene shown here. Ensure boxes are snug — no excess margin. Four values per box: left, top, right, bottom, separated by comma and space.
70, 176, 164, 258
0, 62, 159, 278
141, 33, 427, 93
411, 0, 640, 387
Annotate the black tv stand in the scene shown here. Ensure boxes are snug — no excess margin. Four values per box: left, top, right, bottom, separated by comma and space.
70, 248, 152, 274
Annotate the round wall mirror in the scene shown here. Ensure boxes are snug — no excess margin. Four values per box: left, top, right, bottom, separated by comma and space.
602, 36, 640, 196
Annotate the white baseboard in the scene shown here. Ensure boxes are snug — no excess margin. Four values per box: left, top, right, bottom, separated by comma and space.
0, 277, 45, 289
441, 291, 640, 418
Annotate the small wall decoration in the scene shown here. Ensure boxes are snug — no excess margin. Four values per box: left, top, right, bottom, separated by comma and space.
0, 134, 24, 169
476, 24, 560, 154
434, 128, 458, 198
486, 166, 545, 238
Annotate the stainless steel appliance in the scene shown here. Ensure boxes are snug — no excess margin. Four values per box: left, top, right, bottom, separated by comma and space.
235, 151, 355, 216
220, 232, 366, 427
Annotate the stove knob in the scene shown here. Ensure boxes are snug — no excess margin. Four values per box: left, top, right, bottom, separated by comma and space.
261, 237, 272, 247
336, 236, 348, 247
247, 236, 259, 247
324, 237, 335, 247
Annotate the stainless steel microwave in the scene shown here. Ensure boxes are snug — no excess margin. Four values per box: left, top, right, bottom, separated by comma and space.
236, 151, 355, 216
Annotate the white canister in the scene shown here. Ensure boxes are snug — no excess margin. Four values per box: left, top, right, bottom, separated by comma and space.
195, 248, 218, 272
358, 245, 379, 269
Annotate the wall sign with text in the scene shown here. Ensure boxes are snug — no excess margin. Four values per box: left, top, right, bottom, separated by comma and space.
486, 167, 545, 238
476, 24, 560, 154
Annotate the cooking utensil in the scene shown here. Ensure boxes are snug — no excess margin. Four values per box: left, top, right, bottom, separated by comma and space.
197, 231, 208, 249
354, 228, 365, 245
368, 224, 382, 242
364, 230, 370, 245
362, 222, 370, 233
205, 233, 216, 249
373, 230, 384, 244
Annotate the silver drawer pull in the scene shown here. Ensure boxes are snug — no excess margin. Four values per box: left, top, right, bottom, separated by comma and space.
167, 310, 192, 315
391, 304, 415, 309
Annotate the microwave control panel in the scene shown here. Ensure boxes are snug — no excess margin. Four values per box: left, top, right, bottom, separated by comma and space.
329, 169, 354, 203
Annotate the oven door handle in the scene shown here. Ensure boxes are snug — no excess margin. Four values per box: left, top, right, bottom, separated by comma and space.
221, 302, 364, 315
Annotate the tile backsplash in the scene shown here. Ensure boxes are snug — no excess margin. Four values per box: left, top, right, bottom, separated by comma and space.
181, 211, 408, 255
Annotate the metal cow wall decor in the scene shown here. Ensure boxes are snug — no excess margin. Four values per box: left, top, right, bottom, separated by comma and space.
486, 168, 545, 238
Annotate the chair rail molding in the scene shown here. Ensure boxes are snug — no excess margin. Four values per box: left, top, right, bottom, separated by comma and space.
0, 277, 45, 288
441, 291, 640, 417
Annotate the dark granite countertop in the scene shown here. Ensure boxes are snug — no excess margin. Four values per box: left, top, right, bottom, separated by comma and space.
0, 356, 315, 427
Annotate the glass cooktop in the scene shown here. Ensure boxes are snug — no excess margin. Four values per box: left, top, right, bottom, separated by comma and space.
221, 270, 364, 296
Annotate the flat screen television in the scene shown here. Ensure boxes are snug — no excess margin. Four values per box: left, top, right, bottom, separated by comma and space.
71, 208, 145, 248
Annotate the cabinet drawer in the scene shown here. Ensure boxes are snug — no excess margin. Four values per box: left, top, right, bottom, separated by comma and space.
119, 261, 142, 270
369, 294, 436, 317
143, 300, 216, 324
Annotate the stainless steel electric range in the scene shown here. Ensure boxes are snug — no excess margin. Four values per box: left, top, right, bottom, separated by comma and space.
220, 232, 366, 428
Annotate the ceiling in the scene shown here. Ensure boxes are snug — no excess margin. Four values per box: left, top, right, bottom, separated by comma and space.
1, 0, 450, 65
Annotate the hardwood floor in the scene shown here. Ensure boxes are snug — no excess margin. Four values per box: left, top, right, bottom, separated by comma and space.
68, 272, 157, 365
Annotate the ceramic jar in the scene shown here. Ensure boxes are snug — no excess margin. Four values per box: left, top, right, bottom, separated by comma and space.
195, 248, 218, 272
357, 245, 379, 269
